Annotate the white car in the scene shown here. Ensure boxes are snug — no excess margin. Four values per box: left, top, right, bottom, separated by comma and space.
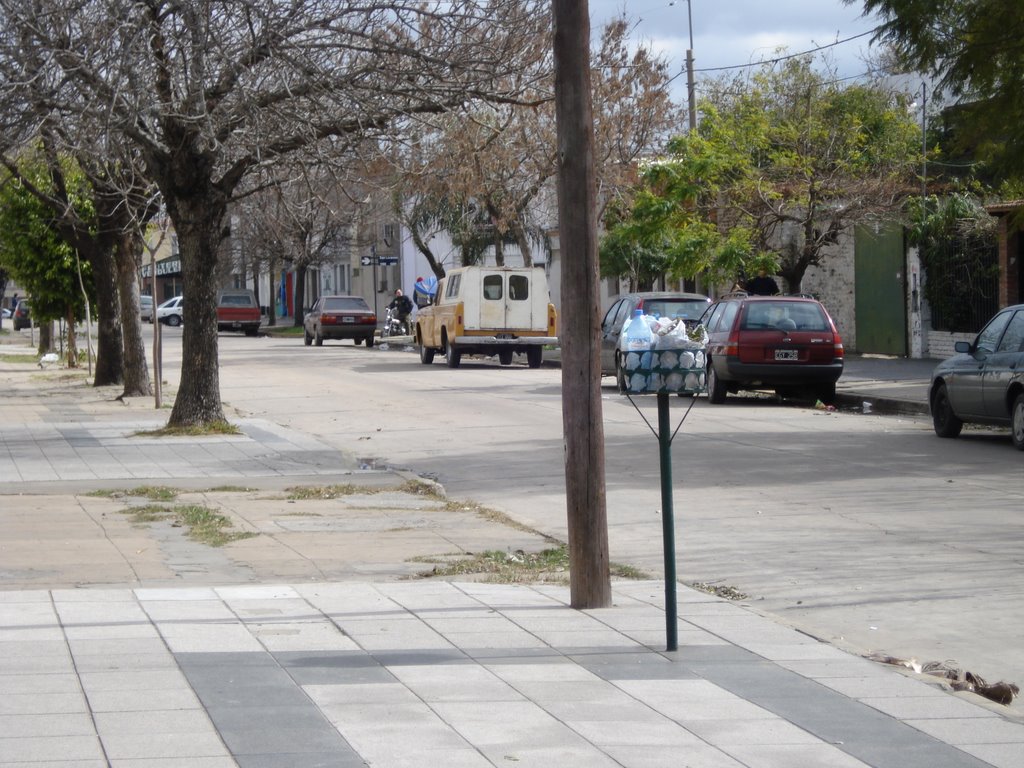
1, 307, 10, 319
156, 296, 184, 326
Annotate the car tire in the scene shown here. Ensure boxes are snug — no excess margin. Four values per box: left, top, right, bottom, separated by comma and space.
366, 335, 375, 348
498, 350, 514, 366
315, 328, 324, 346
931, 382, 963, 438
445, 341, 461, 368
706, 359, 727, 404
1011, 392, 1024, 451
615, 352, 627, 393
526, 347, 542, 369
167, 314, 181, 327
419, 343, 435, 365
304, 329, 312, 346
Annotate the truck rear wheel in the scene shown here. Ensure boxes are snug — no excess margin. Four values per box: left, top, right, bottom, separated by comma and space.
498, 350, 513, 366
526, 347, 542, 369
445, 342, 461, 368
419, 343, 435, 364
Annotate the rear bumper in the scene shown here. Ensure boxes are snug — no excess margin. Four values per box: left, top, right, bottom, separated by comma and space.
452, 335, 557, 347
722, 358, 844, 386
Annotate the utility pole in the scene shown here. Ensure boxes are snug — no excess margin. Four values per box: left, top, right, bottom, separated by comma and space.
686, 0, 696, 131
552, 0, 611, 609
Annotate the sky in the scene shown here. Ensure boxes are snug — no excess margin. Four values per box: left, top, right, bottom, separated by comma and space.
590, 0, 888, 100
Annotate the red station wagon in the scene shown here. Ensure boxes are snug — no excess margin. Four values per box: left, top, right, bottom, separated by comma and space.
700, 293, 845, 404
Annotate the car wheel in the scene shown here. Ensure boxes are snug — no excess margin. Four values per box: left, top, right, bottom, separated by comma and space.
931, 382, 963, 438
706, 359, 727, 404
366, 335, 375, 348
445, 341, 461, 368
304, 329, 312, 346
419, 342, 435, 365
816, 383, 836, 404
315, 328, 323, 346
615, 352, 627, 393
498, 350, 514, 366
1011, 393, 1024, 451
526, 347, 542, 369
167, 314, 181, 327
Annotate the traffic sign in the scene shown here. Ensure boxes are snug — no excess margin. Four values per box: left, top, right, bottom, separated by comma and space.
360, 255, 375, 266
378, 256, 398, 266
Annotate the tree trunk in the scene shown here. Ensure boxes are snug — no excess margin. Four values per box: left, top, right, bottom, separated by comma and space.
168, 199, 226, 427
115, 230, 152, 397
267, 260, 277, 327
553, 0, 611, 609
38, 321, 54, 355
88, 243, 124, 386
294, 263, 307, 326
65, 305, 79, 368
511, 222, 534, 267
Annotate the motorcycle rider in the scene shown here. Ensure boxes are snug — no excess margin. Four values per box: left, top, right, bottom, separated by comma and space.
386, 289, 414, 334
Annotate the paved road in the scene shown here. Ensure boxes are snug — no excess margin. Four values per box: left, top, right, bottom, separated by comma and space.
1, 328, 1022, 768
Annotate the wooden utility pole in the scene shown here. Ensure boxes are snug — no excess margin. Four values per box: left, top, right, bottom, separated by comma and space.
552, 0, 611, 609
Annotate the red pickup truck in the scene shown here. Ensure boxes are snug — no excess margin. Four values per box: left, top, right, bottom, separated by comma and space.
217, 289, 262, 336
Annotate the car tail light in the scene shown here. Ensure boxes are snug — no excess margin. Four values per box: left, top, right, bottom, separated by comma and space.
830, 320, 845, 358
725, 328, 740, 356
363, 315, 376, 325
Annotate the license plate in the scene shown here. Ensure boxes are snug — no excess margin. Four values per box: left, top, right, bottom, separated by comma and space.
342, 316, 355, 324
774, 349, 799, 361
231, 321, 241, 328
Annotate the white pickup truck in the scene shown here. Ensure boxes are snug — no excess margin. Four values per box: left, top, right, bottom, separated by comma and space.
414, 266, 558, 368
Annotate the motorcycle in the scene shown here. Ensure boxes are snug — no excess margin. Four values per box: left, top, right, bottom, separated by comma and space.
381, 306, 410, 338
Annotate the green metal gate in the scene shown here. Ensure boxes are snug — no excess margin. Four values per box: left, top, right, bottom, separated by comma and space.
855, 223, 907, 356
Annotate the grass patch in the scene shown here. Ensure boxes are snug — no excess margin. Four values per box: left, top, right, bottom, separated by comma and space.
204, 485, 255, 493
266, 325, 305, 335
410, 544, 648, 583
286, 484, 364, 500
691, 582, 749, 601
87, 485, 179, 501
120, 502, 257, 547
136, 420, 241, 437
1, 353, 41, 364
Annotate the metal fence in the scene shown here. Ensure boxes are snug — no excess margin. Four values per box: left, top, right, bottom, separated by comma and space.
926, 236, 999, 333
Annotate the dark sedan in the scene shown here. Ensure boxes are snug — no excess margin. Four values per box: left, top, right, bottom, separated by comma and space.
929, 303, 1024, 450
600, 291, 711, 383
304, 295, 377, 347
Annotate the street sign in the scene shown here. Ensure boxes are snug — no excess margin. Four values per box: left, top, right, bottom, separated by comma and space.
378, 256, 398, 266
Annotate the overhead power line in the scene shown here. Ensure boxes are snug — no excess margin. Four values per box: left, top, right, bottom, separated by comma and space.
694, 28, 879, 73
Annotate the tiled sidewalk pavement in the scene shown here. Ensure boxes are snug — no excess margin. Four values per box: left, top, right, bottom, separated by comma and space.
1, 581, 1020, 768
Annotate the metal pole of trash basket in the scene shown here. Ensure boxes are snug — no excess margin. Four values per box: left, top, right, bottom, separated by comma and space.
656, 392, 678, 651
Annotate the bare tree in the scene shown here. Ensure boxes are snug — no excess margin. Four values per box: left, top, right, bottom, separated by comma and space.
1, 0, 549, 427
392, 14, 679, 273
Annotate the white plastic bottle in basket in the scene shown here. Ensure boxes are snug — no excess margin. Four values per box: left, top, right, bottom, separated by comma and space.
625, 309, 653, 351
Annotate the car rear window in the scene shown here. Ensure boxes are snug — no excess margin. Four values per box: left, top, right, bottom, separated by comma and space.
741, 301, 829, 331
641, 299, 707, 319
219, 293, 254, 306
323, 297, 369, 311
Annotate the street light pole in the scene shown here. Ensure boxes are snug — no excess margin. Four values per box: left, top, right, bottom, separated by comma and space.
920, 81, 927, 202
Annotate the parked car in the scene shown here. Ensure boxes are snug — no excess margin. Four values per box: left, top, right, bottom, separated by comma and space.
600, 292, 711, 384
217, 289, 261, 336
700, 292, 844, 404
1, 307, 10, 320
929, 303, 1024, 450
13, 299, 31, 330
156, 295, 184, 326
304, 295, 376, 347
139, 295, 154, 322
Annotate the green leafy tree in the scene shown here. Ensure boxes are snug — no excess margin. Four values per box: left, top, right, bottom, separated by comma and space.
851, 0, 1024, 181
0, 167, 94, 358
602, 57, 922, 292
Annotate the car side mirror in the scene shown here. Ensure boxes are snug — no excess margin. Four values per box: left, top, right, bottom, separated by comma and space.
954, 341, 972, 354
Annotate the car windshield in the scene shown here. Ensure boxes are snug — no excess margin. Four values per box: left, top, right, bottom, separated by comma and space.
323, 297, 369, 311
741, 301, 829, 331
642, 299, 708, 320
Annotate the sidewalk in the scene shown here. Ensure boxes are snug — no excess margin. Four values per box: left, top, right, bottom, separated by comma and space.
2, 342, 1021, 768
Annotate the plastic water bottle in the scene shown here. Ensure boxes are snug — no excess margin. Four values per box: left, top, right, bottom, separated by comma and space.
625, 309, 653, 351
